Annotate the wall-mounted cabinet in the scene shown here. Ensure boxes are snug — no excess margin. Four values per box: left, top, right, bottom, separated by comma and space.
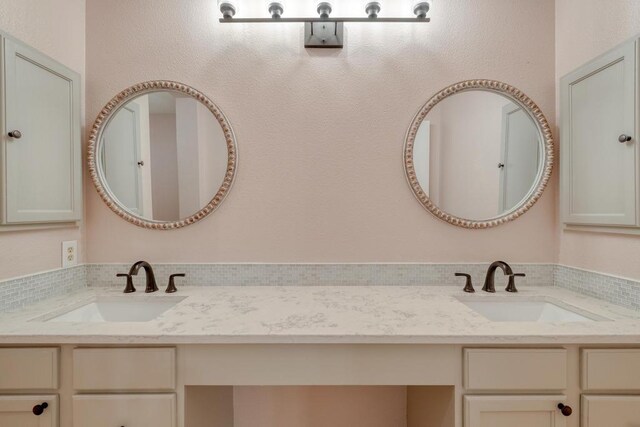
560, 37, 639, 231
0, 32, 82, 227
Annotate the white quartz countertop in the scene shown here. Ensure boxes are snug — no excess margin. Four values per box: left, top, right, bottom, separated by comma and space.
0, 286, 639, 344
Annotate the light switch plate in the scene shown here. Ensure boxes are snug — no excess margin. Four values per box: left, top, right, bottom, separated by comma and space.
62, 240, 78, 268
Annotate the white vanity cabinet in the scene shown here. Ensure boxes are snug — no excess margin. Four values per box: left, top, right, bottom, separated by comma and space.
580, 349, 640, 427
464, 395, 567, 427
0, 395, 58, 427
1, 32, 82, 225
560, 37, 639, 228
73, 394, 176, 427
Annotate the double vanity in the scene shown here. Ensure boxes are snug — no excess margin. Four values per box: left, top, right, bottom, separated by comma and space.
1, 265, 640, 427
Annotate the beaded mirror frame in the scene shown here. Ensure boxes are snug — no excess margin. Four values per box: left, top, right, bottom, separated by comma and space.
403, 80, 554, 229
88, 81, 237, 230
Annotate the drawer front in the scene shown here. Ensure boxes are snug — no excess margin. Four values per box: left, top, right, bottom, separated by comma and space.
73, 394, 175, 427
0, 395, 58, 427
464, 349, 567, 391
464, 395, 567, 427
582, 395, 640, 427
582, 349, 640, 391
73, 348, 175, 391
0, 348, 59, 390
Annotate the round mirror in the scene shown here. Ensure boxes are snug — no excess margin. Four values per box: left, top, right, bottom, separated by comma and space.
404, 80, 553, 228
88, 81, 237, 229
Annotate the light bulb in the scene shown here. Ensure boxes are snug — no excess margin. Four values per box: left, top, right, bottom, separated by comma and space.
413, 1, 430, 19
365, 2, 381, 19
317, 2, 333, 18
218, 0, 237, 19
268, 2, 284, 19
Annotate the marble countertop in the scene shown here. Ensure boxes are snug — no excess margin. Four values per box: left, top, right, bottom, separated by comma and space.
0, 286, 639, 345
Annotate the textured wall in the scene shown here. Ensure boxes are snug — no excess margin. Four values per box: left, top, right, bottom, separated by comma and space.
85, 0, 556, 264
0, 0, 85, 280
556, 0, 640, 279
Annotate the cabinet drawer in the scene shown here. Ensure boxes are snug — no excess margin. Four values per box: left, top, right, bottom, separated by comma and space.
73, 394, 175, 427
0, 395, 58, 426
0, 348, 59, 389
73, 347, 175, 391
464, 395, 567, 427
464, 348, 567, 391
582, 395, 640, 427
582, 349, 640, 390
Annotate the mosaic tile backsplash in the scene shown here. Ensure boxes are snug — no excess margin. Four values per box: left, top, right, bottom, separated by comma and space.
86, 263, 555, 288
0, 265, 86, 313
555, 265, 640, 311
1, 263, 639, 312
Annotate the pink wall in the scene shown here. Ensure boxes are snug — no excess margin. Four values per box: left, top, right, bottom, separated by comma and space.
85, 0, 557, 264
233, 386, 407, 427
0, 0, 85, 280
556, 0, 640, 279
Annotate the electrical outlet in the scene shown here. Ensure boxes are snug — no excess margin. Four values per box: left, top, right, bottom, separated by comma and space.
62, 241, 78, 268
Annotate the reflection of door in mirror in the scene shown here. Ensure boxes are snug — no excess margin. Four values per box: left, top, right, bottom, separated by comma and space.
499, 103, 541, 214
101, 97, 151, 217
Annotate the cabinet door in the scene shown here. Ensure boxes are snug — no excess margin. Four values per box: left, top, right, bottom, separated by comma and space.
582, 395, 640, 426
464, 395, 568, 427
561, 39, 637, 226
73, 394, 176, 427
2, 36, 81, 223
0, 395, 57, 427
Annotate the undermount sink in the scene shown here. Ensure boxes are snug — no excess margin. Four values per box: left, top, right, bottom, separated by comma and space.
45, 296, 186, 322
459, 298, 602, 322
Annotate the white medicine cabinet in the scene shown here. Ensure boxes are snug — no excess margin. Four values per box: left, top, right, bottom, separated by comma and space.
0, 31, 82, 227
561, 36, 639, 232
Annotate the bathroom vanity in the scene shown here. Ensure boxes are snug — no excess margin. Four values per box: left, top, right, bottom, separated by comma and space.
1, 286, 639, 427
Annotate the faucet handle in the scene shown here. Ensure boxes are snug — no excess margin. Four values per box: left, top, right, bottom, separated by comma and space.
117, 273, 136, 293
455, 273, 475, 293
506, 273, 525, 293
166, 274, 185, 293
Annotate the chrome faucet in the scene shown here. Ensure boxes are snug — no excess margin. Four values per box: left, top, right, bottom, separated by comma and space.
128, 261, 159, 293
483, 261, 525, 293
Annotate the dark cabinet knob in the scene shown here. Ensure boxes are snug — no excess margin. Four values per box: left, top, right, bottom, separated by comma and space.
8, 130, 22, 139
557, 403, 572, 416
32, 402, 48, 416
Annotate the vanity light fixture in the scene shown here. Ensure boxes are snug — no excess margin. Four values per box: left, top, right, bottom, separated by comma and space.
218, 1, 432, 48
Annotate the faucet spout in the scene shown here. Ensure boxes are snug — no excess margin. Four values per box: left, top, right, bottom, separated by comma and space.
128, 261, 159, 293
482, 261, 513, 293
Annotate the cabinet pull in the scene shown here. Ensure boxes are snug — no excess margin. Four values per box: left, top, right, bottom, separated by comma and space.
619, 134, 632, 143
557, 403, 572, 416
8, 130, 22, 139
32, 402, 48, 416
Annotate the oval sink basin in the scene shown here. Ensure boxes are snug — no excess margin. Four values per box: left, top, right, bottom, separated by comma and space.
46, 297, 186, 322
459, 299, 602, 322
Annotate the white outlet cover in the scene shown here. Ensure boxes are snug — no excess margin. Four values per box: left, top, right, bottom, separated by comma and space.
62, 240, 78, 268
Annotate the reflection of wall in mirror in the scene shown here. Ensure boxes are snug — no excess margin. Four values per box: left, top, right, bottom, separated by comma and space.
175, 98, 228, 220
150, 112, 179, 221
413, 121, 430, 195
428, 92, 509, 219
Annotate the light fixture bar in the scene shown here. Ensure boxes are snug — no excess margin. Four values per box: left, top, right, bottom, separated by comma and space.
219, 17, 430, 23
217, 1, 433, 48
